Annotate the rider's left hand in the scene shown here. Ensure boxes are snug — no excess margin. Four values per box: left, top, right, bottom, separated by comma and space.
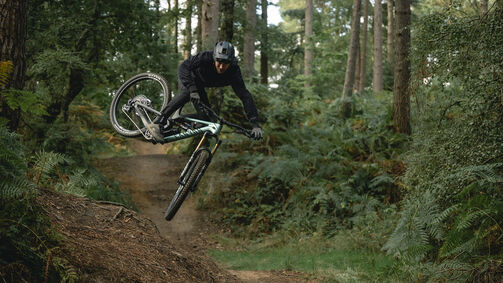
251, 127, 263, 140
190, 92, 200, 104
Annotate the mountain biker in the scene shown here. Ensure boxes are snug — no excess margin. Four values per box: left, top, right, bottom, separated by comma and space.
146, 41, 262, 142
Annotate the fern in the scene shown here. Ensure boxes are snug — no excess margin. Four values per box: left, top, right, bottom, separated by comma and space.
55, 168, 92, 197
0, 61, 13, 87
0, 178, 36, 201
30, 151, 68, 187
383, 190, 445, 260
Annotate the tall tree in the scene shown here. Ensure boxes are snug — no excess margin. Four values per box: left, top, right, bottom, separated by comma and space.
243, 0, 257, 76
220, 0, 234, 41
373, 0, 384, 92
260, 0, 268, 85
387, 0, 394, 63
0, 0, 28, 131
183, 1, 193, 59
358, 0, 369, 91
341, 0, 361, 117
202, 0, 219, 50
392, 0, 411, 134
196, 0, 203, 53
173, 0, 179, 53
304, 0, 313, 87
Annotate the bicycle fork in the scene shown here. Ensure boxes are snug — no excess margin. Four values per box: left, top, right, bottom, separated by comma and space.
177, 133, 222, 191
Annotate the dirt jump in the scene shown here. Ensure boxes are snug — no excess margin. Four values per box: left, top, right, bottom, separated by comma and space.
40, 139, 312, 282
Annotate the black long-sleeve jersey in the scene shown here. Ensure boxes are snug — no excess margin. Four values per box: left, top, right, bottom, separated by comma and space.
178, 51, 259, 124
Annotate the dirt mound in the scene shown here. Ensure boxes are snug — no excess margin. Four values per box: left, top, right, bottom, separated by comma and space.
88, 139, 314, 282
38, 189, 238, 282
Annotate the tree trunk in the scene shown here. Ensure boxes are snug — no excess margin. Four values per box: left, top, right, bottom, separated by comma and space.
392, 0, 411, 134
358, 0, 369, 92
387, 0, 394, 63
355, 44, 360, 91
243, 0, 257, 77
173, 0, 179, 54
260, 0, 268, 85
183, 1, 193, 59
196, 0, 203, 53
304, 0, 313, 88
0, 0, 28, 131
202, 0, 219, 50
373, 0, 384, 92
220, 0, 234, 41
341, 0, 361, 118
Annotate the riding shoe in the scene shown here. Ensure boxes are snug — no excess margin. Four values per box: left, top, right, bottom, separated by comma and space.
145, 122, 164, 142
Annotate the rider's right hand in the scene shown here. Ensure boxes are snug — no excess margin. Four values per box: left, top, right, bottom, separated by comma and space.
251, 126, 263, 140
190, 92, 200, 104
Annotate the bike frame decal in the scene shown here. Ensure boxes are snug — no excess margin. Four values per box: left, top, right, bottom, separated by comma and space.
163, 117, 223, 143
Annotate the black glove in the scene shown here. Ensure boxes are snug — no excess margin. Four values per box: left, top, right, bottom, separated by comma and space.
190, 92, 200, 104
250, 126, 263, 140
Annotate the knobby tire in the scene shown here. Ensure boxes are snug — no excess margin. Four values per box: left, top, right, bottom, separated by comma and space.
165, 150, 210, 221
110, 72, 169, 137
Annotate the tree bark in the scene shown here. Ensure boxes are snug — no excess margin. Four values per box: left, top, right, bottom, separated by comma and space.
0, 0, 28, 131
387, 0, 394, 63
243, 0, 257, 77
196, 0, 203, 53
220, 0, 234, 41
304, 0, 313, 88
183, 1, 193, 59
358, 0, 369, 92
173, 0, 179, 54
202, 0, 219, 50
392, 0, 411, 134
341, 0, 361, 118
260, 0, 268, 84
373, 0, 384, 92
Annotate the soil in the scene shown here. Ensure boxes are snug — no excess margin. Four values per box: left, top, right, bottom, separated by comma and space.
40, 139, 314, 282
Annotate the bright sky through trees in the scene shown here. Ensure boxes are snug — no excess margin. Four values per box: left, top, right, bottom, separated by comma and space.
160, 0, 283, 26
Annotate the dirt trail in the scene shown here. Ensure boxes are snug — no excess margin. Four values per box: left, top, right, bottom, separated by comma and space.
96, 139, 314, 282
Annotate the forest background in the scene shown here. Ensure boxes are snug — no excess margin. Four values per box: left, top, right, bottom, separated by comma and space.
1, 0, 502, 281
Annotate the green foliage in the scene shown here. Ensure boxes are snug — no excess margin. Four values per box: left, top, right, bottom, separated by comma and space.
2, 89, 48, 117
0, 127, 70, 281
0, 61, 13, 87
0, 127, 35, 200
206, 89, 407, 238
384, 5, 503, 281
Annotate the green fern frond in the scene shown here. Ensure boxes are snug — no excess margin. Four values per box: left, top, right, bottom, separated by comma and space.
369, 173, 394, 189
31, 151, 68, 185
456, 209, 490, 231
0, 61, 14, 87
0, 178, 36, 201
55, 168, 90, 197
447, 163, 503, 185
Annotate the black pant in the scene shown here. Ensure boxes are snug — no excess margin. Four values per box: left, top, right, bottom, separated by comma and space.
160, 86, 211, 122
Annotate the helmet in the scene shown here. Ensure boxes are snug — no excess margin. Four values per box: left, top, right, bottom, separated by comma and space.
213, 41, 236, 63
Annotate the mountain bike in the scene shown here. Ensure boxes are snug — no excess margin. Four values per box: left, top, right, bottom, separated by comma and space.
109, 72, 253, 221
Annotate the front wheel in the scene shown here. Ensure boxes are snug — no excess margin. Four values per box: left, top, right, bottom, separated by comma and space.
110, 72, 170, 137
165, 150, 210, 221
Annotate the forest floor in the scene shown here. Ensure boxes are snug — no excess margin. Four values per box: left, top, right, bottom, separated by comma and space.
39, 139, 313, 282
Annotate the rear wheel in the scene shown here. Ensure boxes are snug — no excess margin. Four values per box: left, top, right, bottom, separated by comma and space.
165, 150, 210, 221
110, 72, 170, 137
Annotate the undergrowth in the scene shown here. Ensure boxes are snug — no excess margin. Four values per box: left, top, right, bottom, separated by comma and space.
203, 89, 407, 240
0, 100, 135, 281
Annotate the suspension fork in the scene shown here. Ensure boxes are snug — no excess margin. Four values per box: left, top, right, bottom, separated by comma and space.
177, 133, 222, 190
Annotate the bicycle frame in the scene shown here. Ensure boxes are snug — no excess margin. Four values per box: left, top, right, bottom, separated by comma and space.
163, 116, 223, 143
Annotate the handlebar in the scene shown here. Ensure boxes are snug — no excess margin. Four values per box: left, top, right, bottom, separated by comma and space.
195, 103, 254, 139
